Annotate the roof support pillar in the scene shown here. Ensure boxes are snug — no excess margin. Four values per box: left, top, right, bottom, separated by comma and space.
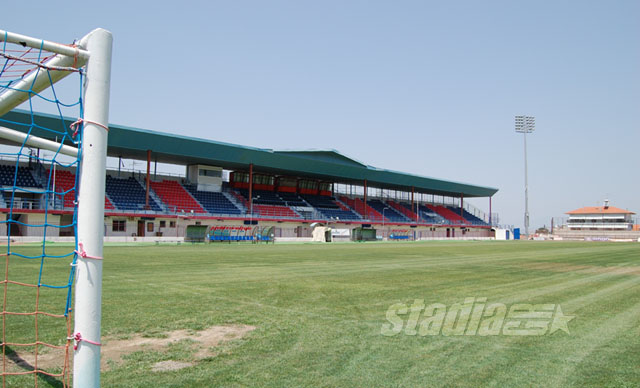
460, 194, 464, 218
249, 163, 254, 218
363, 179, 368, 219
145, 150, 151, 210
411, 187, 416, 223
489, 196, 492, 225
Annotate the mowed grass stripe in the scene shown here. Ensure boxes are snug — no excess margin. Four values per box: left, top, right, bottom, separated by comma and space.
103, 242, 631, 285
101, 241, 637, 387
3, 241, 638, 387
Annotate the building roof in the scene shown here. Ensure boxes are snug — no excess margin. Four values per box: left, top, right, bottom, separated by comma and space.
273, 150, 367, 168
566, 206, 635, 215
0, 109, 499, 198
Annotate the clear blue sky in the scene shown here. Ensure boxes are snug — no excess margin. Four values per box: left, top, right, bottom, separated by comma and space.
4, 0, 639, 229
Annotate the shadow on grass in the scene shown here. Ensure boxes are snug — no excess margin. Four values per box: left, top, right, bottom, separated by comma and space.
3, 345, 65, 388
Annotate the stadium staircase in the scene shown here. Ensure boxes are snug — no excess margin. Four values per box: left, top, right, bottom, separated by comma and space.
150, 180, 206, 214
104, 195, 115, 211
184, 185, 242, 215
367, 199, 409, 222
334, 199, 354, 213
133, 177, 170, 213
426, 204, 466, 224
222, 190, 246, 212
229, 189, 249, 208
45, 169, 114, 210
31, 162, 49, 189
414, 204, 446, 224
388, 200, 419, 222
357, 198, 386, 221
339, 196, 386, 221
277, 191, 308, 207
302, 194, 361, 220
252, 204, 301, 219
232, 189, 302, 219
447, 206, 488, 225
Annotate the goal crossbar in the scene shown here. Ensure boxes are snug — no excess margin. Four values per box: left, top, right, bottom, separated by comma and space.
0, 125, 78, 157
0, 30, 90, 59
0, 30, 90, 117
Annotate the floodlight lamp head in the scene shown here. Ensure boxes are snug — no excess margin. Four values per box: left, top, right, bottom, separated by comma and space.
515, 115, 535, 133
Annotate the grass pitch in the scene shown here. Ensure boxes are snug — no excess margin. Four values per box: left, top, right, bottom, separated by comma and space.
4, 241, 640, 387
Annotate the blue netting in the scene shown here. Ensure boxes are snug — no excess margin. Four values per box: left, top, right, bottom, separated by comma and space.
1, 32, 85, 385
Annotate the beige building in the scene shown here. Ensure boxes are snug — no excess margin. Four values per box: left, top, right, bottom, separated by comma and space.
566, 202, 635, 231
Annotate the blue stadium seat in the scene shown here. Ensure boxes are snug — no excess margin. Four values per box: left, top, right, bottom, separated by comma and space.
302, 194, 361, 220
105, 176, 162, 211
367, 199, 410, 222
183, 185, 242, 215
447, 206, 488, 225
416, 204, 448, 224
0, 165, 41, 188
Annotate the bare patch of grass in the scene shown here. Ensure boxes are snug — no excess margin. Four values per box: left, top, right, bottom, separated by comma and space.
4, 324, 255, 373
101, 324, 255, 370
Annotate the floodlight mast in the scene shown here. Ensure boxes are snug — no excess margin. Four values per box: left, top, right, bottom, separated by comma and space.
515, 116, 535, 237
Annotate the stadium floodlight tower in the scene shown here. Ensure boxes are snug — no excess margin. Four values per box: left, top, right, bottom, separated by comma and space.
515, 115, 535, 237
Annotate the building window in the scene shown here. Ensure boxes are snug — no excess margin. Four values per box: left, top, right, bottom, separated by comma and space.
147, 222, 154, 232
233, 172, 249, 183
253, 174, 274, 185
319, 182, 332, 191
112, 220, 126, 232
160, 220, 166, 228
199, 169, 222, 178
299, 180, 318, 190
170, 221, 176, 228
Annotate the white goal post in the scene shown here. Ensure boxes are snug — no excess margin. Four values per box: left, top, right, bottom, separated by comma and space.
0, 28, 112, 388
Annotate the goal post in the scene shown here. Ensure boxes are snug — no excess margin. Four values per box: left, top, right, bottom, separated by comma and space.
0, 28, 112, 387
72, 28, 112, 388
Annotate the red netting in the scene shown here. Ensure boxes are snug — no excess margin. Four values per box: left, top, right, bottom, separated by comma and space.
1, 253, 73, 387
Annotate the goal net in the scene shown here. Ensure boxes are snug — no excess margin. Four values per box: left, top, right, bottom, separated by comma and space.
0, 29, 112, 387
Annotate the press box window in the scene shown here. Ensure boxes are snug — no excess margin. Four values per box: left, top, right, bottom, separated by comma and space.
199, 169, 222, 178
